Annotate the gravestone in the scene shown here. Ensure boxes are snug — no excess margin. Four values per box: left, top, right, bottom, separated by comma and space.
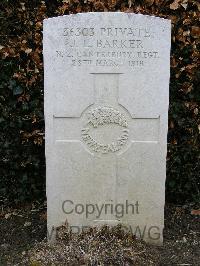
43, 12, 171, 245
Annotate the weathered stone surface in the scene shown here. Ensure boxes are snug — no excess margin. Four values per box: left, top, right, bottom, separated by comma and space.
43, 12, 171, 244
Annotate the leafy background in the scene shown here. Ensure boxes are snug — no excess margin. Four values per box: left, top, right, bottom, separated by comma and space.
0, 0, 199, 204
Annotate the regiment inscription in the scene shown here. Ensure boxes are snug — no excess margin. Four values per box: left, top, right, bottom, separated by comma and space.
55, 24, 160, 68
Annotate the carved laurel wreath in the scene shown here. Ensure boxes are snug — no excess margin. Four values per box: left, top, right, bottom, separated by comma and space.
81, 106, 129, 154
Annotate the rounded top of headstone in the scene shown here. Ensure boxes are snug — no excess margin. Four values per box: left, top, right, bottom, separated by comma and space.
43, 12, 171, 25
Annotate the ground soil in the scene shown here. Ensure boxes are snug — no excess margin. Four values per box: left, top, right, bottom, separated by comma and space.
0, 203, 199, 265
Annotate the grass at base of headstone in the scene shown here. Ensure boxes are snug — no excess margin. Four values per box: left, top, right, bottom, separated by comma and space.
23, 225, 159, 266
0, 204, 199, 266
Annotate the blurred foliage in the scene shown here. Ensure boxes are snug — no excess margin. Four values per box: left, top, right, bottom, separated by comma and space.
0, 0, 199, 204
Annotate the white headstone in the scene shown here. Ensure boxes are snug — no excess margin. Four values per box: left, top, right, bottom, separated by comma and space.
43, 12, 171, 245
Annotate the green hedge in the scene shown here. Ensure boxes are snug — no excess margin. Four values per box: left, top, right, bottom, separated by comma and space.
0, 0, 199, 204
